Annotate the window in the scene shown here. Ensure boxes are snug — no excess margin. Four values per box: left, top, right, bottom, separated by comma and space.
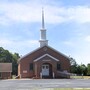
42, 66, 45, 69
29, 63, 33, 71
46, 66, 48, 69
57, 63, 61, 70
0, 72, 1, 78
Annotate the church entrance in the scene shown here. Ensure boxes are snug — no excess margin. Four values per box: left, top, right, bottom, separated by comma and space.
41, 63, 52, 78
42, 64, 49, 76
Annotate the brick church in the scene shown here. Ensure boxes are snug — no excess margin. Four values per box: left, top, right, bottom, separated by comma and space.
18, 9, 70, 79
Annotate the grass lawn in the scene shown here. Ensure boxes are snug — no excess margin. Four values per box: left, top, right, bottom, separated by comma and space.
70, 76, 90, 79
39, 88, 90, 90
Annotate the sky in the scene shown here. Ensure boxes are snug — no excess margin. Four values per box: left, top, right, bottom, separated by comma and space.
0, 0, 90, 65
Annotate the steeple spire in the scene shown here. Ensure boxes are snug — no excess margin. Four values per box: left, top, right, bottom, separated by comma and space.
42, 8, 45, 29
39, 8, 48, 47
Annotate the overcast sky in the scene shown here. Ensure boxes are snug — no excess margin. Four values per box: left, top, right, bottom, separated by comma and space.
0, 0, 90, 65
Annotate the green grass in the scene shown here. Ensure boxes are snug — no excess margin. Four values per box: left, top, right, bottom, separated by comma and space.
70, 76, 90, 79
36, 88, 90, 90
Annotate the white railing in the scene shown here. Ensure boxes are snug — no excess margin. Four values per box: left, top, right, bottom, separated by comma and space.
57, 70, 70, 78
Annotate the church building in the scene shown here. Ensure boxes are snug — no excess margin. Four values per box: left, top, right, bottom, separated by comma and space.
18, 9, 70, 79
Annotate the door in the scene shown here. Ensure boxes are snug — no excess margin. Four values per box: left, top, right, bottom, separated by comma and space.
42, 64, 49, 76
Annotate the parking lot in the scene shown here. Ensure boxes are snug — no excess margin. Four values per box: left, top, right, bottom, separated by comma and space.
0, 79, 90, 90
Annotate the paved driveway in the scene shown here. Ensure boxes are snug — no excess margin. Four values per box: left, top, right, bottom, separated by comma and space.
0, 79, 90, 90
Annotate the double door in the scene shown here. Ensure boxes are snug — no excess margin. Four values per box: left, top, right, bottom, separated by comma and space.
42, 64, 49, 76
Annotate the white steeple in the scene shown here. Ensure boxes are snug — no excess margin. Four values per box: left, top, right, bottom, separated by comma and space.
39, 8, 48, 47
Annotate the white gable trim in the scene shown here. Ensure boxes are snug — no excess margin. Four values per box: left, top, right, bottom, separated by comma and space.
34, 54, 59, 62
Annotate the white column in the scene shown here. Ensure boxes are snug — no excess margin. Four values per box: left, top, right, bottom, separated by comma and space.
40, 72, 42, 79
53, 72, 55, 79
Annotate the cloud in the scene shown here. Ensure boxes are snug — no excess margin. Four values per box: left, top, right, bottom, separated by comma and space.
66, 6, 90, 23
0, 38, 38, 55
0, 0, 90, 65
63, 41, 74, 46
61, 33, 90, 65
71, 52, 90, 65
0, 1, 90, 25
85, 36, 90, 42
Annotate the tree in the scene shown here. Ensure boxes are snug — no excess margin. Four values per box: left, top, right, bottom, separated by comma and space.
76, 64, 87, 75
76, 65, 82, 75
12, 53, 20, 75
0, 47, 12, 62
69, 56, 88, 76
81, 64, 87, 76
87, 64, 90, 76
0, 47, 20, 75
69, 57, 78, 73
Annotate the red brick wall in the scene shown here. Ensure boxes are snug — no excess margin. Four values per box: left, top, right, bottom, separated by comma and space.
1, 72, 11, 79
18, 46, 70, 78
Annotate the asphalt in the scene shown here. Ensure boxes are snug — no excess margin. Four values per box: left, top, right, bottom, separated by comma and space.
0, 79, 90, 90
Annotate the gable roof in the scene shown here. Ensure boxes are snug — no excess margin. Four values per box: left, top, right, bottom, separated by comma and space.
34, 54, 59, 62
19, 45, 70, 61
